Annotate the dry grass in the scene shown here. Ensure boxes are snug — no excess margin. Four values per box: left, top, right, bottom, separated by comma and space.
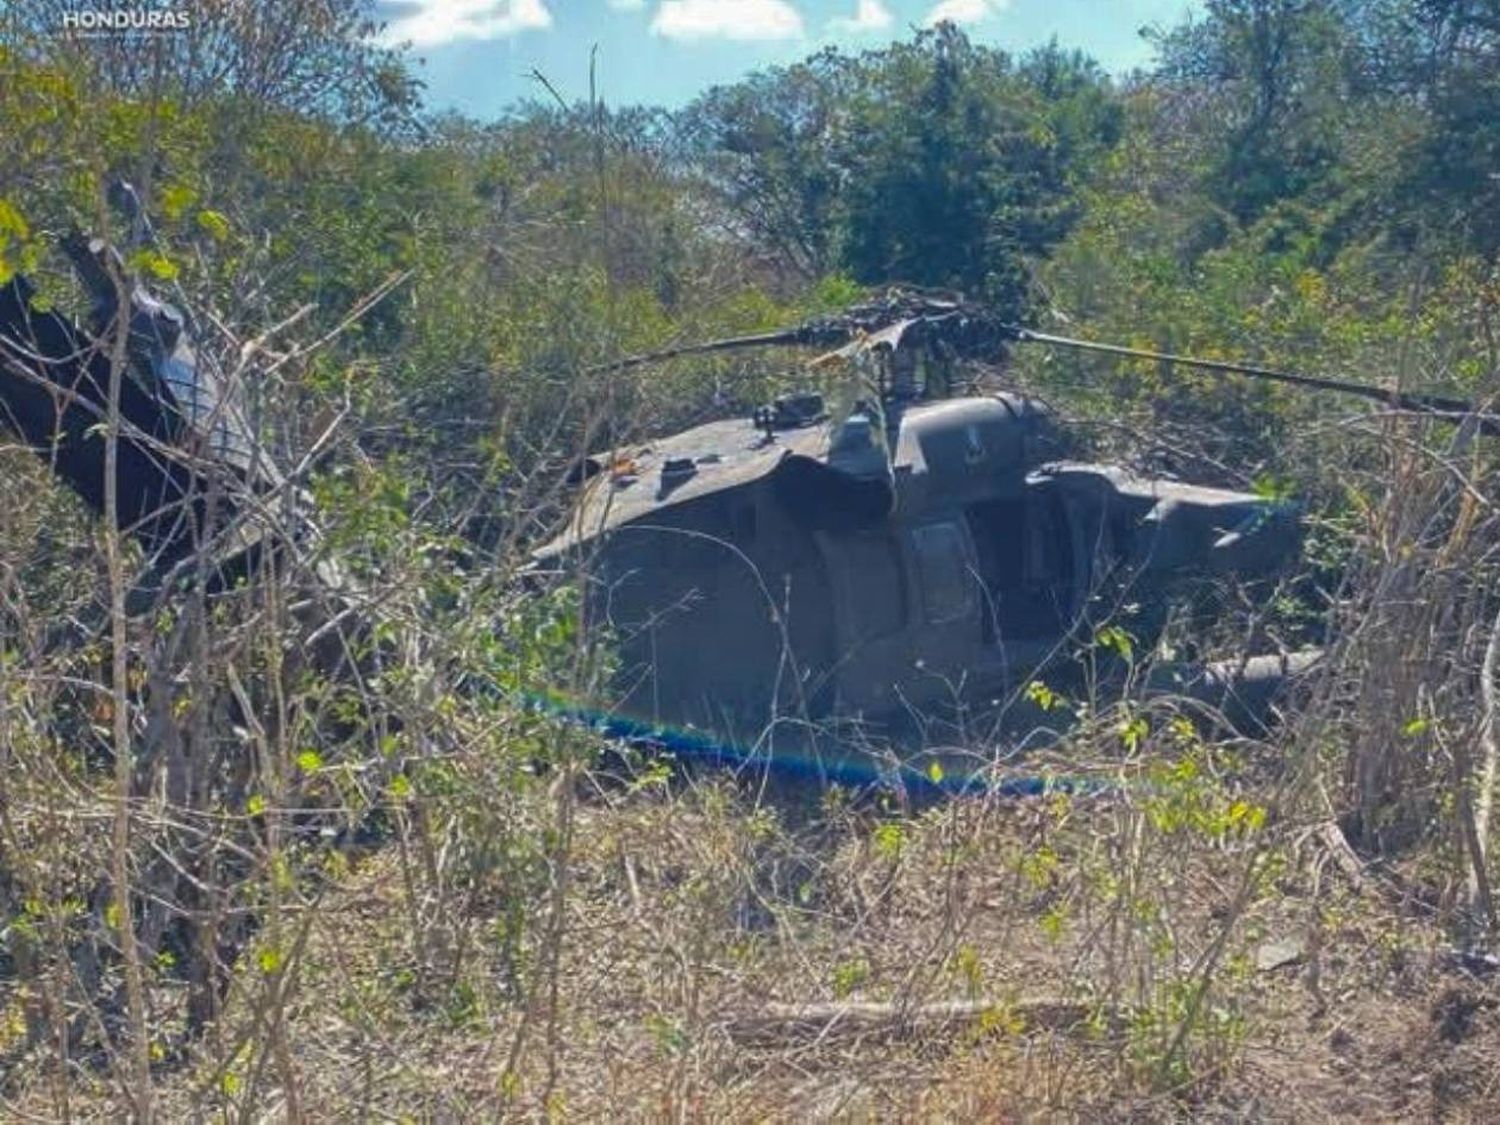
7, 738, 1500, 1121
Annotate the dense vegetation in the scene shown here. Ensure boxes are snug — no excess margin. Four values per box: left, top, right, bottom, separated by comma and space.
0, 0, 1497, 1117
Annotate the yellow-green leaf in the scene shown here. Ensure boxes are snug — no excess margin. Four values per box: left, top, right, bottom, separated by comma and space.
129, 248, 179, 281
196, 208, 230, 241
161, 183, 197, 220
0, 198, 30, 240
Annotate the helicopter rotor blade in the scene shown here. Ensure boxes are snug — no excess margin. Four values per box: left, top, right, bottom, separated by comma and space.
1017, 328, 1500, 437
587, 290, 984, 373
588, 290, 1498, 436
588, 328, 812, 373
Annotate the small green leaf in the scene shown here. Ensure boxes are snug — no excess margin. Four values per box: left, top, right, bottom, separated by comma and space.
1251, 473, 1296, 502
0, 198, 31, 240
161, 183, 197, 220
129, 248, 179, 281
1039, 905, 1067, 941
1118, 716, 1149, 752
296, 749, 323, 773
1094, 625, 1135, 660
196, 208, 230, 241
246, 793, 266, 816
872, 821, 905, 860
927, 759, 945, 785
1025, 680, 1062, 712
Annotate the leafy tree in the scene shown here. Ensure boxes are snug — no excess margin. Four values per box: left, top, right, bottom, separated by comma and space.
681, 28, 1120, 316
1379, 0, 1500, 253
1152, 0, 1352, 224
676, 50, 854, 280
4, 0, 420, 128
837, 30, 1120, 313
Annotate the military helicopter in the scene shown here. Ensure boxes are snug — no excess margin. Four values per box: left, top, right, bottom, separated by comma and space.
3, 209, 1493, 781
534, 289, 1496, 763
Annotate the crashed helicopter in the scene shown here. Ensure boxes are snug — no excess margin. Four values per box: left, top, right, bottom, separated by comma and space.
2, 206, 1495, 774
535, 292, 1496, 756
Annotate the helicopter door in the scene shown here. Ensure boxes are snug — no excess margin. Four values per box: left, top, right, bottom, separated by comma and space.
816, 529, 914, 716
906, 518, 984, 708
817, 518, 983, 718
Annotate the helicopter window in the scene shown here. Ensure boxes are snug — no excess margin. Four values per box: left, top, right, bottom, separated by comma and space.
912, 520, 975, 625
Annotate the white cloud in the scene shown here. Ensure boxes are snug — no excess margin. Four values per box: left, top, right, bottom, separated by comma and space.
924, 0, 1007, 26
376, 0, 552, 47
830, 0, 893, 33
651, 0, 805, 41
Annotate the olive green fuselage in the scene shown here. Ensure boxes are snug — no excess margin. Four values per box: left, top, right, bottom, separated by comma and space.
536, 394, 1299, 742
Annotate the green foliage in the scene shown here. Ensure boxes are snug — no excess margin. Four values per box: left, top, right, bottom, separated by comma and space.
1025, 0, 1497, 475
1025, 679, 1066, 712
1094, 625, 1135, 662
682, 29, 1120, 316
831, 956, 870, 998
127, 247, 179, 281
0, 198, 36, 284
1142, 748, 1268, 840
195, 208, 231, 241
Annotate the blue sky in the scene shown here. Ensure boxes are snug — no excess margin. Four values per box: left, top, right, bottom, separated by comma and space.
373, 0, 1202, 117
